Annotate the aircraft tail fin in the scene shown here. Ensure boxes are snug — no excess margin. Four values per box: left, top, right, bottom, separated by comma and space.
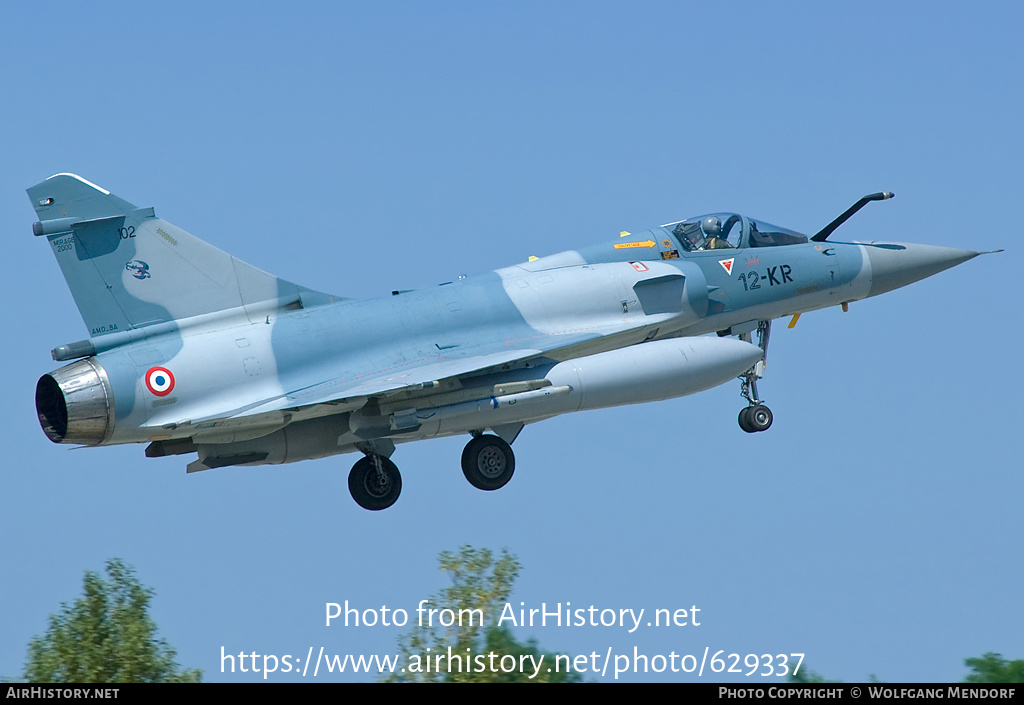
28, 174, 334, 339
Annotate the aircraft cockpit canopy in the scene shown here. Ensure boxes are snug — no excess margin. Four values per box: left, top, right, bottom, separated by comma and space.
665, 214, 809, 252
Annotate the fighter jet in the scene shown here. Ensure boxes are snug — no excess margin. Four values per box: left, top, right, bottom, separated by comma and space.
30, 174, 989, 510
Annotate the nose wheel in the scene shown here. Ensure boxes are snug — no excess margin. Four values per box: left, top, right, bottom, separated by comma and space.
737, 320, 773, 433
739, 404, 773, 433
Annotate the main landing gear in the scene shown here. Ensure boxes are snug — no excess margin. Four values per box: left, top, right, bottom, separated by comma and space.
461, 434, 515, 490
346, 433, 518, 510
738, 320, 773, 434
349, 442, 402, 511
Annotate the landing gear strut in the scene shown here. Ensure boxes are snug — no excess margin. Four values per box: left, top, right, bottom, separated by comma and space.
349, 450, 402, 511
738, 320, 773, 433
461, 434, 515, 490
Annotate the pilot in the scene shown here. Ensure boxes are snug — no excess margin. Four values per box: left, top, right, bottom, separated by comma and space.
700, 216, 732, 250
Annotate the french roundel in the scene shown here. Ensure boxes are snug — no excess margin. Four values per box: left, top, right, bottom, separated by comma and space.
145, 367, 175, 396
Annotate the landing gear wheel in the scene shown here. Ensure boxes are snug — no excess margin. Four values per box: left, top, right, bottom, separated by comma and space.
461, 435, 515, 490
748, 405, 773, 432
739, 407, 755, 433
348, 456, 402, 510
739, 405, 773, 433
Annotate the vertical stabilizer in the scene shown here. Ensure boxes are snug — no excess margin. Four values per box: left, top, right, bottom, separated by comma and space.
28, 174, 332, 337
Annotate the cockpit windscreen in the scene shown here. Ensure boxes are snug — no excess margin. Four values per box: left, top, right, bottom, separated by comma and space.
664, 214, 808, 251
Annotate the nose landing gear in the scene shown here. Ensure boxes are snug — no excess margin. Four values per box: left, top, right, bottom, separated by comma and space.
738, 320, 773, 433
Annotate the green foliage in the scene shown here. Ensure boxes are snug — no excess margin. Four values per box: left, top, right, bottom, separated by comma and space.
22, 559, 201, 683
791, 652, 1024, 684
963, 653, 1024, 683
788, 666, 840, 683
479, 625, 582, 683
383, 546, 580, 682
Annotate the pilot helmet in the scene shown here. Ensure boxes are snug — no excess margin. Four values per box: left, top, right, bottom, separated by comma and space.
702, 216, 722, 238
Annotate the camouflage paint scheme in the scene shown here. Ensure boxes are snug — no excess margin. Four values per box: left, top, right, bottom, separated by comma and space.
29, 174, 984, 509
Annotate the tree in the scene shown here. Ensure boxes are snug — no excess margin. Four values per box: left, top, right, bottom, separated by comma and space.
22, 558, 201, 683
963, 653, 1024, 683
790, 653, 1024, 684
383, 546, 581, 682
788, 666, 839, 683
477, 625, 582, 683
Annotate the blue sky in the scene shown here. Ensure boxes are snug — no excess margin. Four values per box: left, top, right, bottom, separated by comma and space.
1, 1, 1020, 682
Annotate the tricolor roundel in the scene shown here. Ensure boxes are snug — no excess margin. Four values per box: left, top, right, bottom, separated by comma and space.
145, 367, 175, 396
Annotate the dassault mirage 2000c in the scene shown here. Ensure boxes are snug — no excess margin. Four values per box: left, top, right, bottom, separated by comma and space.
30, 174, 990, 510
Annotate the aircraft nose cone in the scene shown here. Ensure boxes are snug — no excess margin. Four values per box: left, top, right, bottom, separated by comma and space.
864, 242, 981, 298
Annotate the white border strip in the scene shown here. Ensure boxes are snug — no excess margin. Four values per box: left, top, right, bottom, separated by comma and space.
47, 172, 111, 195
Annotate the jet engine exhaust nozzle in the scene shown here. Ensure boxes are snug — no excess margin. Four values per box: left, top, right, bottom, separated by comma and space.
36, 358, 114, 446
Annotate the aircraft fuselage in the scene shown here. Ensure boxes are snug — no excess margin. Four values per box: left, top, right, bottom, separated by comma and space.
29, 174, 984, 508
